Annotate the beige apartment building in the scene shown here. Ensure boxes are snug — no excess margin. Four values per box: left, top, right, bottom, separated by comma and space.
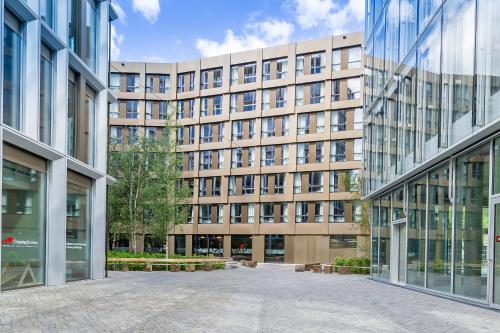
109, 32, 365, 264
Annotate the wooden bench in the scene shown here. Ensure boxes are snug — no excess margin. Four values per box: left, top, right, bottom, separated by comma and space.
108, 257, 233, 272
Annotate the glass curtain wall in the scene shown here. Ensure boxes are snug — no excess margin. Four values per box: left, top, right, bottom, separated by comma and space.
40, 43, 53, 145
379, 195, 391, 279
407, 175, 426, 287
66, 173, 92, 282
371, 199, 380, 276
3, 10, 22, 130
1, 156, 46, 291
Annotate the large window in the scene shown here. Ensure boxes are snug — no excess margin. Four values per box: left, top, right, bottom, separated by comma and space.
69, 0, 99, 72
264, 235, 284, 263
3, 10, 22, 130
407, 176, 426, 287
192, 235, 223, 257
1, 153, 46, 291
40, 43, 53, 145
41, 0, 54, 28
66, 172, 92, 282
379, 195, 391, 280
454, 144, 489, 300
231, 236, 252, 261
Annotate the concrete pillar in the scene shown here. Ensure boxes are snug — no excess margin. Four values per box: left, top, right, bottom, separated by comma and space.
223, 235, 231, 258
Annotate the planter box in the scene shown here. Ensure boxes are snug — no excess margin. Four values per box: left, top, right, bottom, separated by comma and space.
144, 264, 152, 272
295, 264, 305, 272
121, 264, 129, 272
312, 265, 322, 273
170, 264, 180, 272
247, 261, 257, 268
185, 264, 196, 272
338, 266, 352, 274
323, 265, 334, 274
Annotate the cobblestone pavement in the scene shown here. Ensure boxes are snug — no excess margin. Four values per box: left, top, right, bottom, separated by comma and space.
0, 264, 499, 333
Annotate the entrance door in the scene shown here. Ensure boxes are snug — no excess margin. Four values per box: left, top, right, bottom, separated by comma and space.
490, 200, 500, 308
391, 220, 406, 285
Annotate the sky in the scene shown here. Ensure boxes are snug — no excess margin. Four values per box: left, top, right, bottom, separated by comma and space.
111, 0, 365, 63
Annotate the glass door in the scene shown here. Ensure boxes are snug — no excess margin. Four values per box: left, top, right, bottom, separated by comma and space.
491, 200, 500, 308
398, 222, 407, 284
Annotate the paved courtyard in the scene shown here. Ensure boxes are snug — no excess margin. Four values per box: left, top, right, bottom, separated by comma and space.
0, 264, 499, 332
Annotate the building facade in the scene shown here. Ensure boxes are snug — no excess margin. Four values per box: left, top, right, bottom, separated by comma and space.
0, 0, 115, 291
364, 0, 500, 307
109, 32, 366, 264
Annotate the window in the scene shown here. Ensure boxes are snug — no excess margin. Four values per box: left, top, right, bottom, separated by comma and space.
248, 147, 256, 167
200, 151, 212, 170
347, 77, 360, 100
296, 143, 309, 164
127, 126, 138, 145
293, 173, 302, 193
243, 91, 256, 111
146, 127, 156, 140
145, 101, 152, 120
262, 89, 270, 110
146, 75, 154, 93
281, 116, 289, 136
84, 0, 97, 71
249, 119, 256, 138
231, 204, 242, 223
228, 176, 236, 195
242, 175, 255, 195
260, 203, 274, 223
297, 114, 310, 135
296, 202, 308, 223
330, 235, 357, 249
282, 145, 289, 165
214, 68, 223, 87
159, 75, 170, 93
200, 71, 209, 89
275, 173, 285, 193
212, 177, 221, 196
296, 55, 304, 76
200, 97, 208, 117
230, 66, 238, 85
177, 74, 184, 92
309, 172, 323, 192
126, 101, 139, 119
159, 102, 169, 120
214, 95, 222, 115
330, 140, 346, 162
347, 170, 360, 192
261, 146, 275, 166
310, 82, 325, 104
232, 121, 243, 140
230, 93, 237, 113
188, 125, 195, 144
200, 124, 213, 143
40, 43, 53, 145
311, 52, 326, 74
3, 10, 22, 130
348, 46, 361, 68
110, 73, 120, 92
263, 61, 271, 81
295, 85, 304, 106
315, 142, 324, 162
188, 72, 195, 91
353, 108, 363, 130
331, 110, 346, 131
261, 118, 276, 138
276, 87, 287, 108
244, 63, 256, 83
317, 112, 325, 133
40, 0, 54, 28
332, 80, 341, 101
217, 150, 224, 169
329, 201, 345, 222
187, 152, 194, 171
329, 171, 339, 192
277, 59, 288, 79
110, 126, 123, 144
126, 74, 139, 92
332, 49, 341, 71
314, 202, 324, 222
353, 139, 363, 161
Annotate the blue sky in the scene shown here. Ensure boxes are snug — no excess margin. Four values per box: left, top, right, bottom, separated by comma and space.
111, 0, 365, 63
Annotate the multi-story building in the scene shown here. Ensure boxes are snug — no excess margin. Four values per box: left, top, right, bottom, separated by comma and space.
0, 0, 115, 291
364, 0, 500, 307
110, 32, 365, 264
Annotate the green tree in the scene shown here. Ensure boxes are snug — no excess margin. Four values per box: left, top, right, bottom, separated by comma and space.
342, 171, 371, 258
108, 126, 191, 255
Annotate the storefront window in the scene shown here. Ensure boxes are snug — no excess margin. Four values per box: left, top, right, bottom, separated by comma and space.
192, 235, 223, 257
454, 144, 489, 300
174, 236, 186, 256
1, 157, 46, 291
66, 173, 92, 282
379, 195, 391, 280
392, 186, 405, 221
427, 164, 452, 293
407, 175, 426, 287
264, 235, 284, 263
231, 236, 252, 261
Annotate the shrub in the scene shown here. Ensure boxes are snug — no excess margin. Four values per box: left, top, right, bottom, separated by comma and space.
333, 256, 370, 274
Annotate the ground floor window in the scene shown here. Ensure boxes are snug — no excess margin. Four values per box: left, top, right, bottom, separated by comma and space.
192, 235, 223, 257
174, 235, 186, 256
264, 235, 284, 263
231, 235, 252, 261
1, 153, 47, 291
66, 172, 92, 282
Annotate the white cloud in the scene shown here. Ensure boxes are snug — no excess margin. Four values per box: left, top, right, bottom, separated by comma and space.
132, 0, 161, 24
292, 0, 364, 35
111, 25, 124, 60
196, 19, 294, 57
111, 0, 126, 23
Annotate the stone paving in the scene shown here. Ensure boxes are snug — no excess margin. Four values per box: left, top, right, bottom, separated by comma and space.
0, 264, 499, 332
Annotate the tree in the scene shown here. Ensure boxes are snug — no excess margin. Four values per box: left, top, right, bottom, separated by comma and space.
108, 126, 191, 255
342, 171, 371, 258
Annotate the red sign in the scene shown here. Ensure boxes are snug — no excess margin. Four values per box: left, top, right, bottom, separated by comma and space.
496, 236, 500, 243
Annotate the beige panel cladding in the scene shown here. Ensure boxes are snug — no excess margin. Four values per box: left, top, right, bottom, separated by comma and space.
110, 33, 366, 262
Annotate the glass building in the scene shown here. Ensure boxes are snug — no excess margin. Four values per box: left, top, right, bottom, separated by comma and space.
0, 1, 116, 291
364, 0, 500, 307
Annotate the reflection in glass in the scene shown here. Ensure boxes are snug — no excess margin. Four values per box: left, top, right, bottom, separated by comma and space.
85, 0, 97, 71
264, 235, 284, 263
495, 138, 500, 194
174, 236, 186, 256
392, 186, 406, 221
40, 0, 54, 28
371, 200, 380, 276
40, 43, 53, 145
454, 144, 489, 300
418, 0, 442, 33
66, 181, 91, 281
427, 164, 452, 293
3, 13, 22, 130
399, 0, 417, 61
407, 176, 426, 287
379, 195, 391, 280
1, 160, 46, 291
231, 235, 252, 261
385, 0, 399, 78
192, 235, 223, 257
476, 0, 500, 124
494, 205, 500, 304
442, 0, 475, 146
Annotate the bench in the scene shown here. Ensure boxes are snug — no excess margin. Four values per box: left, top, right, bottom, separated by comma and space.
108, 257, 233, 272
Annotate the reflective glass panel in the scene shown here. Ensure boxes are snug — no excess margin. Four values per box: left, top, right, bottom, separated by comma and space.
407, 175, 426, 287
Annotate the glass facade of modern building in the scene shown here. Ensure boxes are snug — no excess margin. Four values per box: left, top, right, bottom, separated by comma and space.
365, 0, 500, 306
